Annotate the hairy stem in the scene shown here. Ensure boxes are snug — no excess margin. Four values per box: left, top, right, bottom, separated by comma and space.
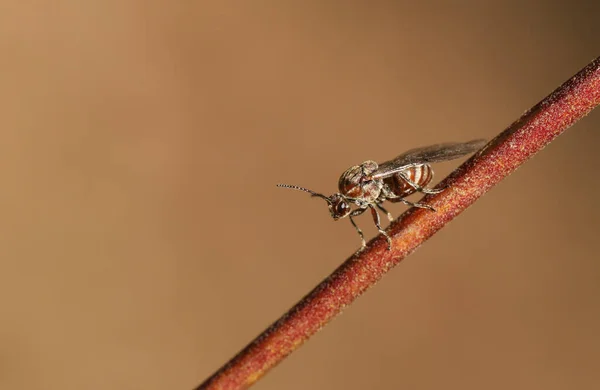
197, 56, 600, 390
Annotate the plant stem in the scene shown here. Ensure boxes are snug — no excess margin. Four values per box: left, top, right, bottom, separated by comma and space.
197, 56, 600, 390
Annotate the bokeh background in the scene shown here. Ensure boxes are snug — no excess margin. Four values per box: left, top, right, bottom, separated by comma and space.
1, 1, 599, 389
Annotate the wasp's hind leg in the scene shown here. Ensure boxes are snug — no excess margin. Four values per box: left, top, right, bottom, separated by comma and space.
349, 208, 367, 249
368, 205, 392, 250
388, 196, 436, 212
398, 172, 445, 195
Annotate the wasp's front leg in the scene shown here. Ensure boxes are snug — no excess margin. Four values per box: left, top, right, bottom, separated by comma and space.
349, 208, 367, 249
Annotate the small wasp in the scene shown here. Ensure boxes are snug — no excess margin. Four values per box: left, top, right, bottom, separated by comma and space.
278, 139, 486, 249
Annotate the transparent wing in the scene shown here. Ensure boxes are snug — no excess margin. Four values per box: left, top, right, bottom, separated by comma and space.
370, 139, 487, 180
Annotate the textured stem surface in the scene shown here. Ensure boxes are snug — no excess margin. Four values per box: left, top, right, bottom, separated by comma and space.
197, 56, 600, 390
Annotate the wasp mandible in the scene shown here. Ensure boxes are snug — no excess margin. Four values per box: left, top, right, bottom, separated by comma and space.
278, 139, 486, 249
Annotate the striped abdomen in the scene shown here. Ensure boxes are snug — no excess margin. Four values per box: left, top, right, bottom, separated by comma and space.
383, 164, 433, 198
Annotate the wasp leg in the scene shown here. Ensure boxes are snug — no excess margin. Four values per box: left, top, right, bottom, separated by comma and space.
388, 197, 436, 212
349, 208, 367, 249
376, 203, 393, 221
398, 172, 445, 194
369, 205, 392, 250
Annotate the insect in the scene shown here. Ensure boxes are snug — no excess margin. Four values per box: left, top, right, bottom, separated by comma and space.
277, 139, 486, 250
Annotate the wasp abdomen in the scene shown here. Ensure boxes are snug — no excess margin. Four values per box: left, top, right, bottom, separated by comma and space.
384, 164, 433, 198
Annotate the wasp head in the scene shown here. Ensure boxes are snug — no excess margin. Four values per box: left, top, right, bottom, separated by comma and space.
327, 193, 352, 220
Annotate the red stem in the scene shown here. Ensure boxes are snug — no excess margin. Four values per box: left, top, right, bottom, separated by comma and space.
197, 56, 600, 390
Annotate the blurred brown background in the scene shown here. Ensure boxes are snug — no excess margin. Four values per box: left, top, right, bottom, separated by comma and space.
1, 1, 599, 389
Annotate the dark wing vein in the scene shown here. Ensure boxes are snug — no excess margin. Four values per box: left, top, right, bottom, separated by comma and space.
370, 139, 486, 180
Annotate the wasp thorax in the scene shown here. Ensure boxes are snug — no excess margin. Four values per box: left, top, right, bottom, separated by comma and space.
328, 194, 352, 220
337, 160, 381, 203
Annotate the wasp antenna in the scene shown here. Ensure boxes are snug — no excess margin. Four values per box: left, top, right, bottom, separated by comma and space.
276, 184, 330, 202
